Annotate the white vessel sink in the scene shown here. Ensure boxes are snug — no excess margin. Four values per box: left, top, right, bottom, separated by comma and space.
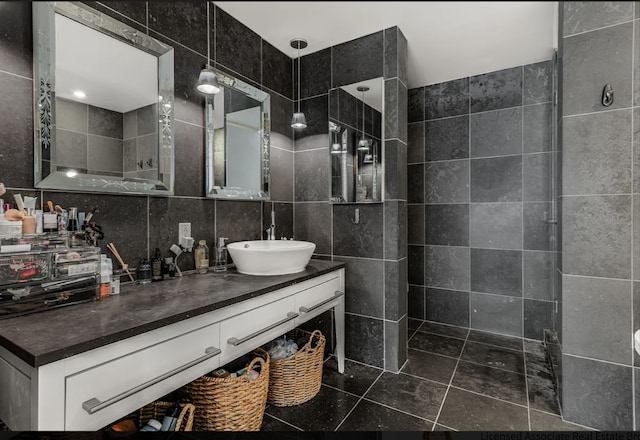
227, 240, 316, 276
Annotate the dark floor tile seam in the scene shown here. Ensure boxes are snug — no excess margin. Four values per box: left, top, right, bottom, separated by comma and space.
406, 340, 465, 362
465, 338, 525, 354
322, 354, 385, 373
522, 333, 532, 431
320, 382, 370, 400
448, 385, 530, 410
413, 329, 468, 342
360, 395, 437, 425
262, 413, 304, 431
333, 369, 386, 431
398, 370, 451, 388
431, 331, 469, 428
457, 357, 527, 376
433, 422, 458, 432
527, 410, 597, 432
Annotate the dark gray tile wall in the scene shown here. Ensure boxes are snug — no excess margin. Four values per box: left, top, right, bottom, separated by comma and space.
408, 61, 555, 341
0, 3, 294, 278
294, 27, 408, 371
559, 1, 637, 430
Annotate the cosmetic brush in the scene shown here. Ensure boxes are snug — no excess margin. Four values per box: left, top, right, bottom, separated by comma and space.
47, 200, 54, 213
107, 242, 135, 282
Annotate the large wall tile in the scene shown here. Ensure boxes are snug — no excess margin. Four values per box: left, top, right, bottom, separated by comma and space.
337, 256, 384, 319
384, 78, 399, 140
524, 251, 554, 301
523, 104, 553, 153
83, 1, 146, 32
262, 202, 293, 240
563, 2, 633, 36
425, 204, 469, 246
262, 40, 292, 100
425, 246, 470, 290
563, 195, 631, 279
562, 354, 633, 430
425, 160, 469, 203
0, 72, 34, 188
383, 27, 398, 80
563, 275, 631, 364
408, 245, 424, 286
299, 48, 330, 100
426, 288, 469, 327
345, 314, 384, 368
523, 153, 552, 202
333, 204, 383, 258
0, 2, 32, 78
269, 92, 294, 141
424, 116, 469, 161
215, 6, 262, 84
470, 66, 522, 113
407, 164, 424, 203
332, 31, 383, 88
87, 136, 123, 173
294, 149, 329, 202
523, 202, 554, 251
408, 285, 425, 319
471, 249, 522, 297
385, 201, 407, 260
294, 202, 332, 255
173, 121, 204, 198
385, 258, 408, 321
424, 77, 469, 120
384, 317, 408, 372
407, 204, 424, 245
407, 122, 424, 164
563, 110, 631, 195
269, 147, 293, 202
408, 87, 424, 123
384, 140, 407, 201
524, 299, 554, 341
470, 203, 523, 249
470, 107, 522, 158
470, 156, 522, 203
215, 200, 262, 244
563, 22, 632, 115
523, 60, 553, 105
470, 293, 522, 337
294, 95, 329, 142
149, 2, 207, 57
56, 130, 88, 169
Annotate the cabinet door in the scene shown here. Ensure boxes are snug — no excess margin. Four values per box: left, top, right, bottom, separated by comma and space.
65, 322, 220, 430
294, 275, 342, 324
219, 295, 297, 365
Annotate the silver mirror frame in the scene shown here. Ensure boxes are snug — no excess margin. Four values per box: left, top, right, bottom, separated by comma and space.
32, 1, 175, 195
205, 67, 271, 200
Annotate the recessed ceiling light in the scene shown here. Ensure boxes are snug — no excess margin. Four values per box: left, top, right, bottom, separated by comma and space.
73, 90, 86, 99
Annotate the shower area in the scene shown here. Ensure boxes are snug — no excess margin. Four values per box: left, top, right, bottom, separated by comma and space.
408, 2, 640, 430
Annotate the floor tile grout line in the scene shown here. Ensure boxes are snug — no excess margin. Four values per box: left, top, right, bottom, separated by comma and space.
523, 335, 532, 430
261, 413, 304, 431
432, 327, 469, 427
448, 385, 530, 410
359, 396, 437, 425
333, 369, 385, 431
456, 356, 527, 376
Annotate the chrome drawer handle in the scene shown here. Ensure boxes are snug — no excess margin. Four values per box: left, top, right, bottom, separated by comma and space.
299, 291, 344, 313
82, 346, 221, 415
227, 312, 299, 346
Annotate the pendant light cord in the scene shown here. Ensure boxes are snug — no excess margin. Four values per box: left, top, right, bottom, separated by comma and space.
297, 45, 301, 112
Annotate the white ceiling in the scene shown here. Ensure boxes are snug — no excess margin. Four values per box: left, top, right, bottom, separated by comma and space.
214, 1, 558, 89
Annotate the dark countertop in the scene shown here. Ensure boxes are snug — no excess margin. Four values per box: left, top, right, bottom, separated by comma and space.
0, 259, 345, 368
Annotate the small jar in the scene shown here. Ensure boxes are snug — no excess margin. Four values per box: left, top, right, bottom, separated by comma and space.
137, 259, 152, 285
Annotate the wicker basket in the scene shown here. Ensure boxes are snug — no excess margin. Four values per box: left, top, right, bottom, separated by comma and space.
138, 400, 195, 431
267, 328, 325, 407
181, 348, 270, 431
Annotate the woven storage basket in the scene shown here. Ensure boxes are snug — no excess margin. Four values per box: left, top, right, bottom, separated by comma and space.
267, 328, 325, 407
181, 348, 270, 431
138, 400, 195, 431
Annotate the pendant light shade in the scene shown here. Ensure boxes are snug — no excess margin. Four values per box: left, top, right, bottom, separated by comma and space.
196, 66, 220, 95
291, 112, 307, 129
291, 38, 308, 129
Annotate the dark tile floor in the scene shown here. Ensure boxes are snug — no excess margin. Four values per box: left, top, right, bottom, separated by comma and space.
261, 319, 593, 432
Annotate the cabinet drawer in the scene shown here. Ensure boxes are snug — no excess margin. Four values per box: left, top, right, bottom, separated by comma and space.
65, 322, 220, 430
295, 275, 342, 324
219, 295, 296, 365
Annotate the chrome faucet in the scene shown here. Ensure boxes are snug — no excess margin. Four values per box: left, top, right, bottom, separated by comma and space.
267, 210, 276, 240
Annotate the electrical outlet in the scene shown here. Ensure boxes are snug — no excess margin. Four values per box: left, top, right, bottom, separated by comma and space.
178, 222, 191, 248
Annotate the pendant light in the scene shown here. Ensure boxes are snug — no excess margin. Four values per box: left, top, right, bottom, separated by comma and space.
196, 5, 220, 95
291, 38, 308, 129
357, 86, 370, 151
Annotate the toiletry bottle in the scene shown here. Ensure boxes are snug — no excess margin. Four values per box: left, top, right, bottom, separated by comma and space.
213, 237, 228, 272
152, 248, 163, 281
160, 400, 181, 431
99, 255, 111, 299
165, 257, 176, 278
137, 258, 152, 284
195, 240, 209, 274
140, 419, 162, 432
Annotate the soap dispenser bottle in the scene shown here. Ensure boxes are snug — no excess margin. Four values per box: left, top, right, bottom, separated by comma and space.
214, 237, 228, 272
195, 240, 209, 274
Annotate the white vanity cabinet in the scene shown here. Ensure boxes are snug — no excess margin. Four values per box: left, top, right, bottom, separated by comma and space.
0, 266, 345, 431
